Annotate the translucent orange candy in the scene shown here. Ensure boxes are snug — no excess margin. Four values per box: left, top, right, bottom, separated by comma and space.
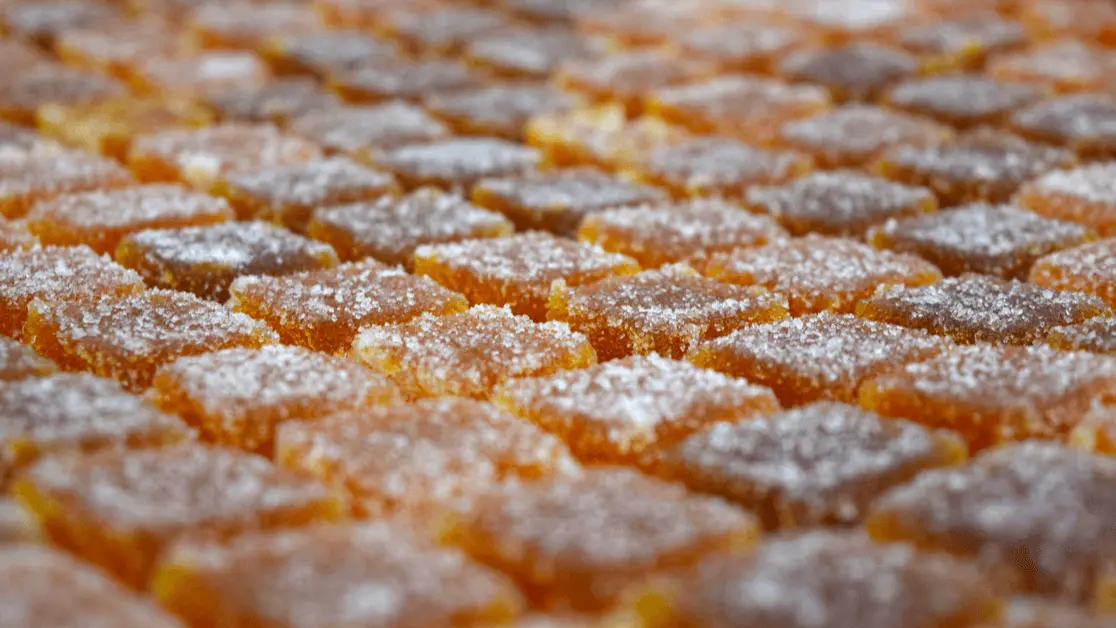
367, 138, 543, 192
0, 338, 54, 382
425, 83, 580, 142
261, 31, 397, 78
37, 97, 213, 162
187, 2, 323, 50
1010, 95, 1116, 160
202, 79, 341, 126
129, 52, 273, 99
465, 28, 605, 80
526, 105, 690, 170
884, 74, 1046, 129
0, 221, 37, 253
376, 6, 511, 55
988, 39, 1116, 94
287, 103, 450, 158
0, 151, 134, 219
0, 66, 126, 126
556, 49, 715, 116
777, 42, 921, 102
329, 59, 487, 105
1016, 165, 1116, 237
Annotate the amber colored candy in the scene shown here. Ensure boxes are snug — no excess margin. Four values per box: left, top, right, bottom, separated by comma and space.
368, 138, 542, 192
1010, 95, 1116, 160
526, 104, 689, 170
555, 50, 714, 117
0, 1, 121, 48
188, 2, 323, 50
472, 167, 667, 237
261, 31, 397, 78
313, 0, 432, 29
153, 522, 524, 628
0, 546, 184, 627
0, 39, 51, 81
867, 441, 1116, 601
15, 444, 341, 588
309, 189, 512, 270
670, 22, 808, 74
0, 120, 63, 158
779, 43, 922, 102
1031, 239, 1116, 310
288, 103, 450, 157
37, 98, 212, 162
893, 14, 1027, 70
26, 184, 234, 255
988, 39, 1116, 94
414, 232, 638, 321
641, 531, 1000, 628
0, 338, 54, 382
776, 104, 953, 169
465, 28, 605, 80
688, 313, 949, 406
1069, 403, 1116, 457
885, 74, 1046, 129
574, 2, 699, 47
0, 151, 134, 219
0, 65, 126, 126
705, 235, 941, 316
1017, 0, 1116, 42
0, 246, 143, 339
870, 203, 1094, 280
214, 157, 398, 232
0, 221, 36, 253
984, 600, 1113, 628
426, 83, 581, 142
203, 79, 341, 126
54, 20, 182, 80
443, 468, 757, 611
130, 52, 272, 98
1047, 317, 1116, 354
502, 0, 628, 24
0, 498, 36, 544
783, 0, 927, 43
1017, 165, 1116, 237
578, 199, 788, 271
493, 354, 779, 467
378, 6, 510, 55
116, 220, 339, 302
329, 59, 487, 105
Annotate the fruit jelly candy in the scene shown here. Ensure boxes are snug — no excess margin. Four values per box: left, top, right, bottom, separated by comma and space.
203, 79, 341, 126
0, 65, 126, 126
1069, 402, 1116, 457
776, 104, 953, 169
526, 104, 689, 170
261, 31, 398, 78
867, 441, 1116, 601
26, 184, 234, 255
669, 21, 809, 74
918, 0, 1016, 15
0, 1, 121, 48
1010, 95, 1116, 160
0, 120, 63, 158
276, 397, 577, 515
575, 2, 702, 47
115, 220, 339, 302
1017, 165, 1116, 237
893, 14, 1027, 70
0, 150, 135, 219
128, 124, 323, 192
443, 467, 758, 611
550, 264, 790, 361
151, 345, 398, 454
578, 199, 788, 271
329, 59, 488, 105
54, 20, 181, 81
0, 221, 36, 253
624, 138, 813, 200
1018, 0, 1116, 42
465, 27, 605, 80
0, 498, 36, 543
368, 137, 543, 193
152, 522, 524, 628
988, 39, 1116, 94
353, 305, 597, 399
308, 188, 513, 270
688, 313, 949, 406
783, 0, 927, 42
555, 49, 715, 117
502, 0, 629, 24
778, 42, 921, 102
471, 167, 668, 237
985, 599, 1113, 628
0, 338, 54, 381
425, 82, 581, 142
187, 2, 323, 51
492, 353, 779, 467
414, 232, 639, 322
0, 245, 143, 339
130, 52, 273, 98
313, 0, 436, 28
15, 444, 342, 589
378, 6, 511, 55
873, 129, 1076, 207
641, 531, 1001, 628
1047, 317, 1116, 354
0, 546, 184, 627
0, 39, 51, 80
647, 75, 830, 142
746, 171, 937, 238
1031, 239, 1116, 311
287, 102, 450, 157
870, 203, 1094, 280
214, 157, 398, 232
885, 74, 1046, 129
661, 402, 966, 528
704, 235, 941, 316
229, 260, 467, 355
858, 274, 1111, 346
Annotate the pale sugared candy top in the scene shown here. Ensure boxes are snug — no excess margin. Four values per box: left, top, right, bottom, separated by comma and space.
776, 104, 952, 168
1, 1, 121, 44
777, 43, 920, 102
276, 397, 577, 514
989, 599, 1113, 628
0, 150, 134, 218
0, 221, 35, 253
131, 52, 272, 98
885, 74, 1045, 128
1018, 0, 1116, 41
264, 31, 397, 77
1032, 239, 1116, 309
381, 6, 511, 54
0, 65, 126, 125
55, 20, 181, 78
329, 59, 486, 104
867, 441, 1116, 601
369, 138, 543, 191
746, 171, 936, 237
203, 79, 341, 126
672, 22, 806, 73
625, 138, 813, 199
466, 28, 605, 79
705, 235, 941, 316
1009, 94, 1116, 159
988, 39, 1116, 93
0, 498, 33, 543
784, 0, 925, 38
894, 15, 1026, 63
37, 97, 213, 162
151, 345, 399, 453
287, 103, 450, 156
0, 339, 54, 381
688, 313, 950, 406
868, 203, 1094, 280
229, 260, 468, 354
188, 2, 323, 49
858, 274, 1111, 345
0, 120, 62, 157
556, 49, 714, 114
578, 199, 788, 270
526, 104, 690, 170
493, 354, 779, 465
1016, 165, 1116, 236
426, 83, 580, 141
663, 402, 965, 528
1047, 317, 1116, 353
0, 39, 50, 80
353, 305, 596, 399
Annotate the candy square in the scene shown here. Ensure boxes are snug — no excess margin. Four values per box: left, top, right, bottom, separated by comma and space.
367, 138, 543, 192
992, 600, 1112, 628
783, 0, 926, 42
1016, 165, 1116, 236
867, 441, 1116, 600
492, 354, 779, 467
0, 246, 144, 339
465, 28, 605, 79
229, 260, 468, 354
37, 97, 213, 162
884, 74, 1045, 128
54, 19, 181, 80
0, 151, 134, 219
308, 189, 513, 269
661, 402, 965, 528
443, 468, 758, 611
115, 220, 339, 301
0, 338, 54, 382
1030, 239, 1116, 309
203, 79, 341, 126
555, 49, 714, 116
893, 15, 1027, 69
778, 43, 921, 102
261, 31, 398, 77
776, 104, 953, 169
187, 2, 322, 50
873, 129, 1076, 206
0, 120, 62, 158
15, 444, 341, 588
0, 65, 126, 125
688, 313, 950, 406
549, 264, 790, 360
313, 0, 429, 28
1047, 317, 1116, 354
288, 103, 450, 157
704, 235, 941, 316
870, 203, 1094, 280
575, 2, 699, 46
670, 22, 808, 74
130, 52, 272, 98
526, 104, 689, 170
471, 167, 667, 237
153, 522, 524, 628
988, 39, 1116, 93
378, 6, 511, 55
414, 232, 639, 321
214, 157, 398, 232
278, 397, 576, 515
353, 305, 596, 399
1010, 95, 1116, 160
578, 199, 788, 271
0, 1, 121, 48
329, 59, 487, 105
0, 38, 51, 80
425, 83, 580, 141
857, 274, 1111, 345
1018, 0, 1116, 42
25, 184, 234, 255
746, 171, 937, 238
0, 221, 37, 253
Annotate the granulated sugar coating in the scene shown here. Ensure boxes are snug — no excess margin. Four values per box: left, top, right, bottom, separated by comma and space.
526, 104, 690, 170
1047, 317, 1116, 354
776, 104, 953, 168
884, 74, 1045, 129
1010, 94, 1116, 160
1017, 165, 1116, 237
425, 82, 580, 141
0, 338, 55, 382
0, 151, 134, 219
368, 137, 543, 192
287, 102, 450, 157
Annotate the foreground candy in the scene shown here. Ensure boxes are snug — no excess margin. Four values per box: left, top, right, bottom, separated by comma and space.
0, 150, 134, 218
1017, 164, 1116, 236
